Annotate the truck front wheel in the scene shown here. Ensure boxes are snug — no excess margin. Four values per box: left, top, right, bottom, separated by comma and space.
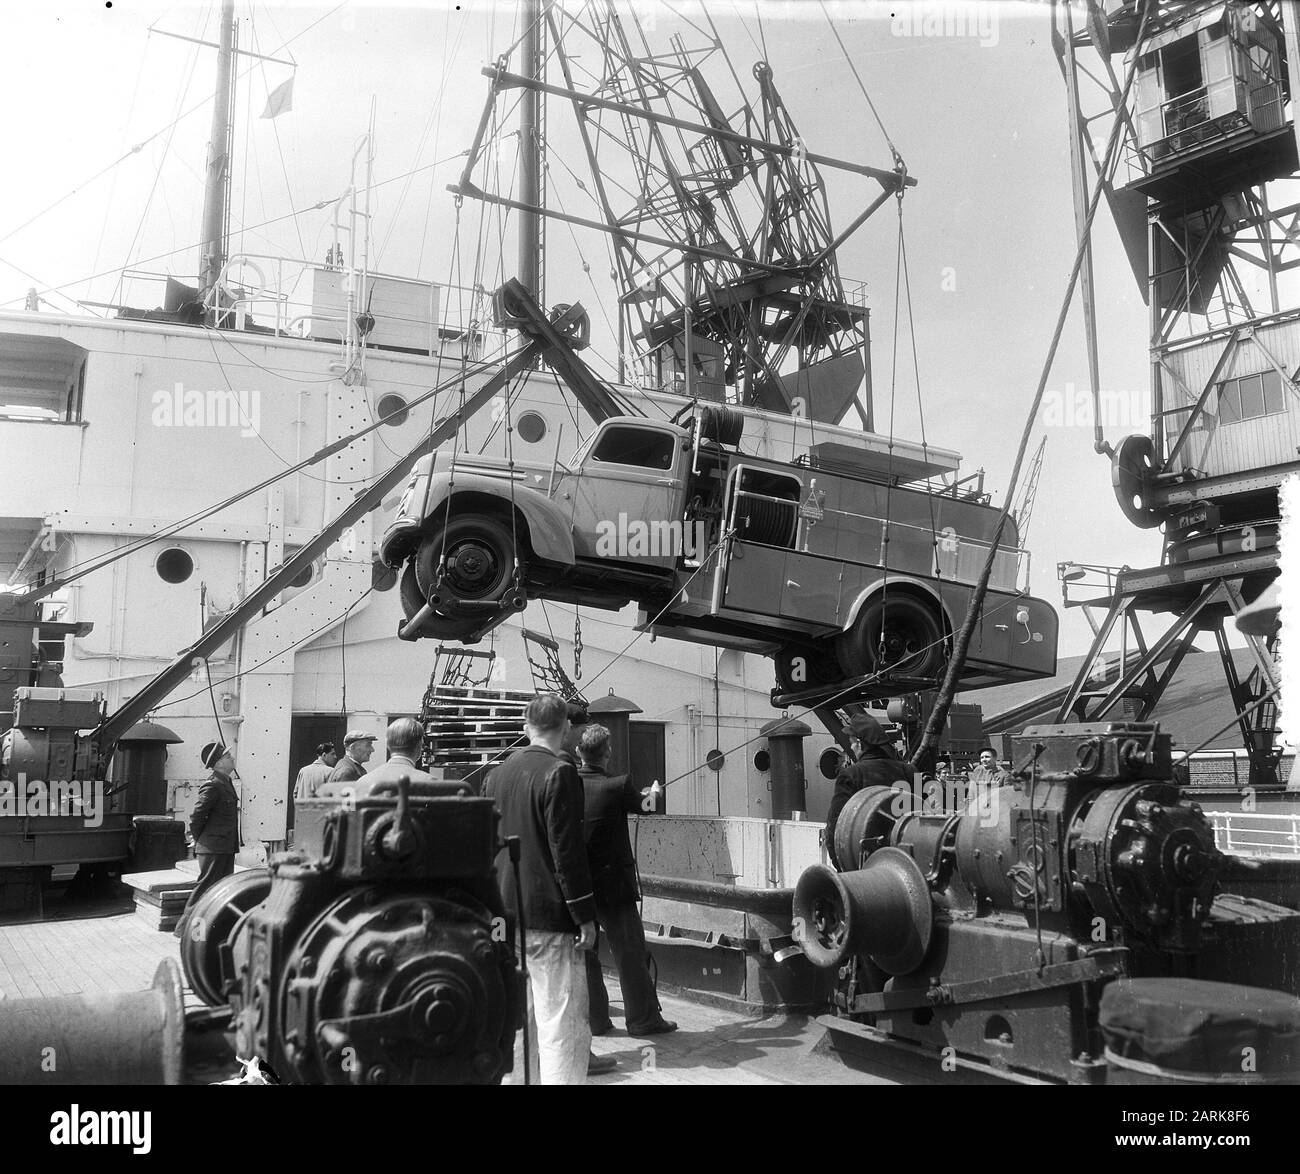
414, 515, 522, 614
399, 563, 484, 641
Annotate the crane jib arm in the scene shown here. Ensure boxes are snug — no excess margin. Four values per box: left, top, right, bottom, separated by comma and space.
494, 279, 634, 422
92, 330, 547, 752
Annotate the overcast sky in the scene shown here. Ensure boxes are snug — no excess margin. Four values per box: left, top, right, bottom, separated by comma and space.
0, 0, 1178, 659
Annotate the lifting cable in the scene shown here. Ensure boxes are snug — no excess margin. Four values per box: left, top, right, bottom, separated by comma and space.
820, 5, 924, 671
877, 182, 906, 662
908, 3, 1152, 772
819, 1, 904, 171
149, 586, 377, 714
459, 575, 1033, 795
896, 203, 942, 581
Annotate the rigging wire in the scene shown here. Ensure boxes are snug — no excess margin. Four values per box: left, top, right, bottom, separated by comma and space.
12, 353, 505, 597
150, 586, 376, 713
897, 201, 942, 580
1, 149, 470, 310
0, 1, 344, 254
908, 3, 1153, 768
250, 17, 308, 263
0, 255, 82, 314
112, 7, 210, 309
819, 0, 902, 165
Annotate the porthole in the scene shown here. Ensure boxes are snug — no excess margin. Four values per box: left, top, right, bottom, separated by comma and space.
819, 747, 843, 780
753, 749, 771, 772
156, 548, 194, 584
517, 410, 547, 444
376, 393, 409, 427
288, 563, 314, 590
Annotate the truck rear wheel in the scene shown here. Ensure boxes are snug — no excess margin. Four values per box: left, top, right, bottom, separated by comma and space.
836, 594, 945, 681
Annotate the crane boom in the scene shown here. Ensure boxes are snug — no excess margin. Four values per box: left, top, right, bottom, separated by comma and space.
92, 300, 562, 753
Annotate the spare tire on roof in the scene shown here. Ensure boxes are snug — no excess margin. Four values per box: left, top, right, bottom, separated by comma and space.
699, 404, 743, 447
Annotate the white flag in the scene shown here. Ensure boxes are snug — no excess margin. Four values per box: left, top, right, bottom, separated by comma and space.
261, 77, 294, 120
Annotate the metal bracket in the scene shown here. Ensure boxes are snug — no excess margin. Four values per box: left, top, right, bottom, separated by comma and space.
844, 948, 1128, 1014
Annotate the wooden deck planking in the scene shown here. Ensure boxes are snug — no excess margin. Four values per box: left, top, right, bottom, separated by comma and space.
0, 912, 894, 1085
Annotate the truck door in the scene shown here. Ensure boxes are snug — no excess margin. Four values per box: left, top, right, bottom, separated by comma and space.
563, 421, 688, 570
716, 465, 838, 623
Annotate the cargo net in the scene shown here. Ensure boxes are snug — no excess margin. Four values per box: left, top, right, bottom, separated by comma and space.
521, 627, 587, 705
430, 645, 497, 690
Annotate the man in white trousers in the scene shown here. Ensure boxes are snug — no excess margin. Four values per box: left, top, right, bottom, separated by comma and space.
484, 693, 613, 1083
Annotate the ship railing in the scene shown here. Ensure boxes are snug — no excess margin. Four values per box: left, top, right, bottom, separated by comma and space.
1126, 75, 1284, 182
1205, 810, 1300, 861
109, 256, 507, 357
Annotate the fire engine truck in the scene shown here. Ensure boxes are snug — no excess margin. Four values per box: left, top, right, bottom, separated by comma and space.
382, 285, 1058, 698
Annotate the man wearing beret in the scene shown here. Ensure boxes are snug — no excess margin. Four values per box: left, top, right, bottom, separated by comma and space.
176, 742, 240, 938
825, 713, 912, 871
327, 730, 376, 784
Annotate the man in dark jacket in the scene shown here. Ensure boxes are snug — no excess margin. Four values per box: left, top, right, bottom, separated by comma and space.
177, 741, 240, 939
825, 714, 912, 871
484, 693, 600, 1084
327, 730, 376, 783
576, 723, 675, 1038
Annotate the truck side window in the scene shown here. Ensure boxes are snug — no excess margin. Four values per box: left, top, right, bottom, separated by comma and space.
590, 425, 676, 470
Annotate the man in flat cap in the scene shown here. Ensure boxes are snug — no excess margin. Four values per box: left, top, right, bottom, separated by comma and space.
825, 713, 912, 871
176, 741, 240, 938
327, 730, 376, 784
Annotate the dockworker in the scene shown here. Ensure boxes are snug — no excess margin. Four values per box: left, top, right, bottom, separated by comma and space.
176, 742, 240, 939
825, 714, 912, 871
358, 718, 435, 788
293, 742, 338, 801
483, 693, 611, 1082
966, 746, 1012, 816
576, 723, 675, 1038
327, 730, 376, 783
559, 699, 590, 766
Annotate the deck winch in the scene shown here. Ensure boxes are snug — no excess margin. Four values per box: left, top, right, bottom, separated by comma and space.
793, 721, 1299, 1082
180, 774, 521, 1084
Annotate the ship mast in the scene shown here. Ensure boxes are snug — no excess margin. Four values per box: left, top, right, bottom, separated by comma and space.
519, 0, 544, 304
198, 0, 237, 302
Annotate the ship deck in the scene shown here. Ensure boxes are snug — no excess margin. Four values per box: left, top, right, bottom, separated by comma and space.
0, 909, 897, 1086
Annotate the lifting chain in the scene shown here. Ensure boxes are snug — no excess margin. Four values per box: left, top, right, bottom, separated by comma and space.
573, 609, 583, 682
